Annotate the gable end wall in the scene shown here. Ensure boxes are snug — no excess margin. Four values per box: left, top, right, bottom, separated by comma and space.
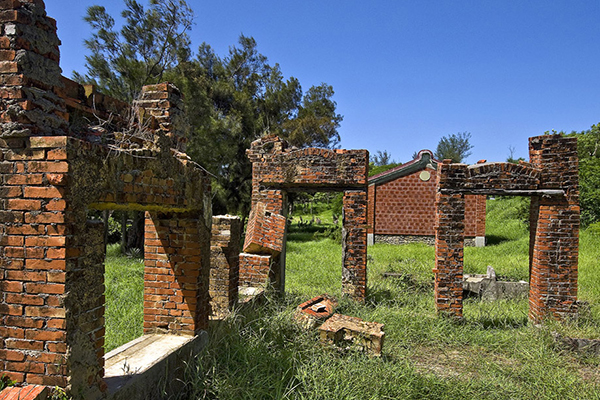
372, 169, 484, 237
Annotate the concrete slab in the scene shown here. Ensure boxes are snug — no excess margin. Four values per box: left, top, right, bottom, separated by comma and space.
104, 333, 208, 400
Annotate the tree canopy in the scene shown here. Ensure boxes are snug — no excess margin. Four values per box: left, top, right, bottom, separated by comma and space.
434, 131, 473, 163
568, 124, 600, 227
78, 0, 343, 217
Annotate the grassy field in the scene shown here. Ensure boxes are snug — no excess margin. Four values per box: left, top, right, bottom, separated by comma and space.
104, 244, 144, 352
104, 198, 600, 399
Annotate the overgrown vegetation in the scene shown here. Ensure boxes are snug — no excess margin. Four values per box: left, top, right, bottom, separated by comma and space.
103, 198, 600, 398
78, 0, 343, 218
568, 123, 600, 227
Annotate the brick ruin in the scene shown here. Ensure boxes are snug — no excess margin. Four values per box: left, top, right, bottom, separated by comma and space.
434, 135, 579, 322
0, 0, 585, 397
241, 136, 369, 300
0, 1, 215, 397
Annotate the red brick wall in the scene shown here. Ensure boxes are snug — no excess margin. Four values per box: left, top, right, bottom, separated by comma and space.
210, 216, 241, 318
239, 253, 273, 288
144, 213, 210, 335
0, 1, 212, 396
372, 169, 485, 238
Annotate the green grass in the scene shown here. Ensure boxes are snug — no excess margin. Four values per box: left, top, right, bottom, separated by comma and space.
104, 198, 600, 399
104, 243, 144, 352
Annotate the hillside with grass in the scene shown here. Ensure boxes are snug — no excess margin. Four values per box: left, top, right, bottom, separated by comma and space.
105, 197, 600, 399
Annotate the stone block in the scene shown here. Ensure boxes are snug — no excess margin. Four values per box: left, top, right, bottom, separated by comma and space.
319, 313, 384, 356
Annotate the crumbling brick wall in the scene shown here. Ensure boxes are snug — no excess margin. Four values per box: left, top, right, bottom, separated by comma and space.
0, 1, 212, 398
242, 136, 369, 300
434, 136, 579, 322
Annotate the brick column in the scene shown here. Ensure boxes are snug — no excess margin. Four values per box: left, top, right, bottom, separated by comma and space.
0, 138, 72, 388
65, 217, 106, 398
135, 83, 187, 151
528, 135, 579, 322
209, 215, 241, 318
434, 192, 465, 317
341, 190, 368, 301
0, 0, 71, 389
144, 212, 210, 334
367, 184, 375, 245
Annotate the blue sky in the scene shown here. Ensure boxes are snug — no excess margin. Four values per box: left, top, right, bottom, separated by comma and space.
46, 1, 600, 164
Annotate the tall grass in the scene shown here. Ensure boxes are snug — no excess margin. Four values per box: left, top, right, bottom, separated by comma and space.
104, 199, 600, 399
104, 243, 144, 352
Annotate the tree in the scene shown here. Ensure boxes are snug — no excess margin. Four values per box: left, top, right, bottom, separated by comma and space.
169, 36, 343, 216
79, 1, 343, 219
568, 124, 600, 227
370, 150, 394, 166
434, 131, 473, 163
506, 145, 525, 164
75, 0, 193, 103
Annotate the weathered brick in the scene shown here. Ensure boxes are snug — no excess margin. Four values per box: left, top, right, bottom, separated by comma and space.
433, 135, 579, 322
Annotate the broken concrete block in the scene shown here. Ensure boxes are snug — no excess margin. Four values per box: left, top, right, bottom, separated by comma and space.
319, 313, 384, 356
294, 294, 338, 328
463, 266, 528, 301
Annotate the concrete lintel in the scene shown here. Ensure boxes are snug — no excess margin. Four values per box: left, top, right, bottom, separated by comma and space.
105, 333, 208, 400
439, 188, 565, 197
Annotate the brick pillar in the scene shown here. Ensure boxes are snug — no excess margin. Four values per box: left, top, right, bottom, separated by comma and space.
0, 0, 67, 138
0, 135, 71, 387
144, 212, 210, 334
135, 83, 187, 151
64, 217, 106, 398
367, 184, 375, 245
0, 0, 72, 390
209, 215, 241, 318
341, 190, 367, 301
434, 192, 465, 317
528, 135, 579, 322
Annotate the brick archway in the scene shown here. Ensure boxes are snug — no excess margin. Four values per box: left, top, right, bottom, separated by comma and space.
239, 136, 369, 301
434, 135, 579, 323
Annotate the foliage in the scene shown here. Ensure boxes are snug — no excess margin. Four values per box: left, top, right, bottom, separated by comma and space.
370, 150, 395, 166
171, 37, 342, 216
368, 161, 400, 177
567, 123, 600, 227
434, 131, 473, 163
76, 0, 193, 103
49, 387, 70, 400
0, 374, 15, 390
